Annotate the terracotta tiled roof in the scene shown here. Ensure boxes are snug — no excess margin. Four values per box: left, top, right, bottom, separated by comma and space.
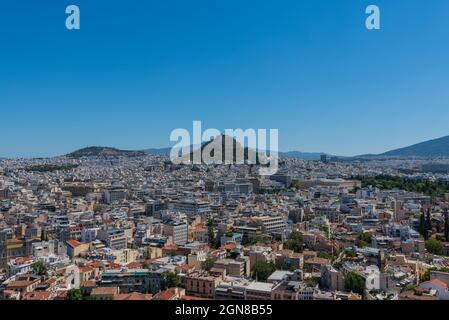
222, 243, 237, 251
181, 295, 211, 300
126, 261, 143, 268
105, 262, 121, 269
87, 261, 102, 269
425, 279, 449, 289
114, 292, 153, 301
79, 266, 93, 273
66, 240, 82, 248
56, 290, 68, 299
152, 289, 177, 300
91, 286, 119, 295
23, 291, 52, 300
14, 257, 34, 264
164, 244, 178, 250
7, 281, 35, 288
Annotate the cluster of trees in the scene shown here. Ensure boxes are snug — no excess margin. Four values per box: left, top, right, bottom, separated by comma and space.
344, 249, 358, 258
67, 289, 97, 300
241, 234, 272, 246
359, 175, 449, 198
283, 231, 304, 253
319, 224, 330, 239
419, 209, 449, 246
248, 235, 272, 245
425, 238, 444, 255
318, 252, 332, 260
290, 180, 301, 189
402, 284, 417, 292
40, 229, 48, 241
201, 257, 215, 271
445, 211, 449, 242
251, 261, 276, 282
306, 277, 319, 287
356, 232, 372, 248
344, 272, 365, 296
31, 261, 48, 276
421, 267, 449, 282
207, 218, 220, 249
228, 251, 240, 259
419, 209, 433, 240
161, 272, 182, 290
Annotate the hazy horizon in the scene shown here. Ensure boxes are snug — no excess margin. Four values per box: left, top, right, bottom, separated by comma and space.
2, 131, 449, 159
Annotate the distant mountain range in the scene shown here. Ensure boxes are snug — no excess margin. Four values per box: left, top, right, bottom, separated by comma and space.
66, 146, 146, 158
380, 135, 449, 158
59, 134, 449, 160
356, 135, 449, 159
143, 147, 172, 155
278, 151, 330, 161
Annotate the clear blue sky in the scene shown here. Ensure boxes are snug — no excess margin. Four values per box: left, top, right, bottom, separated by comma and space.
1, 0, 449, 157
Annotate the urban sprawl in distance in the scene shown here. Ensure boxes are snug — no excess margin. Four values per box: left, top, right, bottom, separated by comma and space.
2, 138, 449, 301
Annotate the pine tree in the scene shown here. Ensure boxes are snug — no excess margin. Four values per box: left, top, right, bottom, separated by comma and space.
419, 212, 428, 240
444, 210, 449, 242
207, 217, 219, 248
426, 209, 432, 233
40, 229, 47, 241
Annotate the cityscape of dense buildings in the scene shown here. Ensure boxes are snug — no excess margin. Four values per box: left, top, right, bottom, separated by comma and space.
1, 151, 449, 301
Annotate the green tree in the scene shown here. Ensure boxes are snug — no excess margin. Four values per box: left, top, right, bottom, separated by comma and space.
207, 218, 220, 249
319, 224, 330, 239
161, 272, 182, 289
358, 175, 449, 199
284, 231, 304, 253
224, 231, 234, 237
291, 180, 300, 189
356, 232, 372, 248
402, 284, 417, 292
251, 261, 276, 282
229, 251, 240, 259
31, 260, 48, 276
419, 212, 428, 240
426, 238, 444, 255
344, 272, 365, 296
250, 235, 271, 245
40, 229, 48, 241
306, 277, 319, 287
344, 249, 358, 258
421, 269, 431, 282
369, 288, 380, 295
143, 250, 151, 260
201, 256, 215, 271
67, 289, 83, 300
318, 252, 332, 260
426, 209, 432, 232
445, 210, 449, 242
